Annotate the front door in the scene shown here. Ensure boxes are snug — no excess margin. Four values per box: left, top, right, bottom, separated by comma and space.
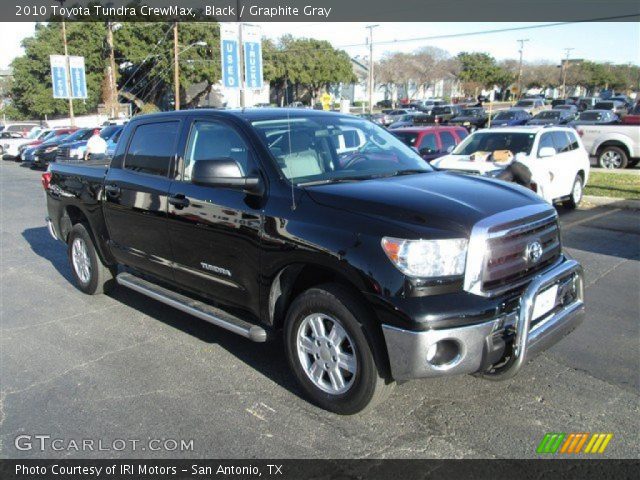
166, 117, 263, 318
103, 120, 181, 281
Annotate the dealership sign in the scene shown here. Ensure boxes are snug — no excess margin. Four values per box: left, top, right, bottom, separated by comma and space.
242, 25, 263, 89
50, 55, 88, 99
219, 23, 263, 90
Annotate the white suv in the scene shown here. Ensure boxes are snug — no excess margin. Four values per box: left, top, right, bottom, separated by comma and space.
431, 126, 590, 208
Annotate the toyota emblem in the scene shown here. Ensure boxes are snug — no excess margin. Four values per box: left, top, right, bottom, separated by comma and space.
525, 241, 543, 264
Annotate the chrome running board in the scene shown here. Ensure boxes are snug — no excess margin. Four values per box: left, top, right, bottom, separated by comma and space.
116, 272, 267, 342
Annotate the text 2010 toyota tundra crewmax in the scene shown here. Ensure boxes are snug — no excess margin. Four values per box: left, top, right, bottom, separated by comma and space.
44, 109, 585, 414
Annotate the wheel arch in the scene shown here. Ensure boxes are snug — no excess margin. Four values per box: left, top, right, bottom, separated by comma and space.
60, 204, 115, 266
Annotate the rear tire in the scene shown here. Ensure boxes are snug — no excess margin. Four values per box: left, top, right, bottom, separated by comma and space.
563, 175, 583, 209
67, 223, 114, 295
597, 146, 628, 169
284, 283, 394, 415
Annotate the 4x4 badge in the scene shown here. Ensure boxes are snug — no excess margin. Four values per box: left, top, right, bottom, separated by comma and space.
525, 240, 543, 264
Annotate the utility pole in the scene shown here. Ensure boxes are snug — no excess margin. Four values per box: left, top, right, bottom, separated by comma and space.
106, 21, 118, 118
61, 20, 75, 126
516, 39, 529, 101
173, 22, 180, 110
366, 25, 379, 115
561, 47, 574, 99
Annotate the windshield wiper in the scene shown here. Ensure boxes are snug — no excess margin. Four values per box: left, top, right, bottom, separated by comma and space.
380, 169, 431, 178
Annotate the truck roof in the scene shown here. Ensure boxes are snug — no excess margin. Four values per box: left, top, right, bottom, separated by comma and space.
130, 108, 356, 123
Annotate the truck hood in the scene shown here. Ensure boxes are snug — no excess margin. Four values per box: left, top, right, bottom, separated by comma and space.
304, 171, 542, 236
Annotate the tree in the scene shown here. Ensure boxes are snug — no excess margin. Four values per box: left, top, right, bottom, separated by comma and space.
262, 35, 355, 105
10, 22, 107, 118
456, 52, 502, 95
115, 22, 220, 110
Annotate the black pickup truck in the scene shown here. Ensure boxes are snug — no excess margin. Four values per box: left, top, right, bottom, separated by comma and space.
44, 109, 585, 414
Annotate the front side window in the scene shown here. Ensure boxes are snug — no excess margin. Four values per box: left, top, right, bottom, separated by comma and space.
124, 122, 179, 177
252, 115, 431, 185
537, 133, 555, 155
567, 131, 579, 150
183, 121, 252, 181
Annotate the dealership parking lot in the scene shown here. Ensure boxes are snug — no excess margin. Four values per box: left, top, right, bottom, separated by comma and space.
0, 160, 638, 459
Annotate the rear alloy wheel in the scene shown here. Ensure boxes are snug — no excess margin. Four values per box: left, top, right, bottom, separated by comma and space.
67, 223, 114, 295
598, 146, 628, 169
563, 175, 583, 209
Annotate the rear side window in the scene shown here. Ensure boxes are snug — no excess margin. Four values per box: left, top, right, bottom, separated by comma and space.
455, 128, 468, 140
439, 131, 457, 151
124, 122, 179, 177
566, 131, 579, 150
551, 131, 571, 153
418, 133, 437, 152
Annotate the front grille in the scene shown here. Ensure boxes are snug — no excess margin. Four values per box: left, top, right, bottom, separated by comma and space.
481, 212, 561, 295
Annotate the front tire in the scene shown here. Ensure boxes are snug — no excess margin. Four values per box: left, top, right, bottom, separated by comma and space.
67, 223, 114, 295
284, 284, 393, 414
598, 146, 628, 169
563, 175, 583, 209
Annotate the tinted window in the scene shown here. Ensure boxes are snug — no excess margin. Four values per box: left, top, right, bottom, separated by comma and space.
125, 122, 179, 177
183, 121, 252, 181
538, 133, 555, 155
393, 131, 419, 146
567, 131, 579, 150
552, 131, 571, 153
418, 133, 437, 152
440, 131, 457, 151
456, 128, 469, 140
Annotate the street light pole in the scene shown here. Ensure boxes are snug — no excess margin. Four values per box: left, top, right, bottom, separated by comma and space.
516, 38, 529, 101
366, 24, 379, 115
173, 22, 180, 110
561, 47, 574, 99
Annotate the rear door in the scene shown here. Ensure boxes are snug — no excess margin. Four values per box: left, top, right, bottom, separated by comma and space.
550, 130, 576, 197
165, 116, 263, 318
103, 119, 181, 281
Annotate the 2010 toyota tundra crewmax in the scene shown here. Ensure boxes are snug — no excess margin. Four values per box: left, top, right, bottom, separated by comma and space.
44, 109, 585, 414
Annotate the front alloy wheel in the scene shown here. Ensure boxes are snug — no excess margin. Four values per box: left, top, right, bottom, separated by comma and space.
296, 313, 357, 395
71, 237, 92, 285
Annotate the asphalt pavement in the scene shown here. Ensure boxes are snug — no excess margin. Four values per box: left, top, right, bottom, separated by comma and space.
0, 160, 638, 459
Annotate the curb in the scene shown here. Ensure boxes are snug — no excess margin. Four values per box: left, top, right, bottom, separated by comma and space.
582, 195, 640, 210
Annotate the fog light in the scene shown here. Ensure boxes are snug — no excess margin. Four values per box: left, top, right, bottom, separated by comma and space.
426, 339, 461, 368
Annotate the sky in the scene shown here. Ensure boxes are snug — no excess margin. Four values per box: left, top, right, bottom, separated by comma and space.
1, 21, 638, 69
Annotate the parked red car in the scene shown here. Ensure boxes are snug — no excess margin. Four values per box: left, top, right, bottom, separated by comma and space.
391, 126, 469, 162
20, 127, 77, 150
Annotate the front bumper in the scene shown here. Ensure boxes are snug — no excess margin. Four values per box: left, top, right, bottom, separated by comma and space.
382, 259, 584, 381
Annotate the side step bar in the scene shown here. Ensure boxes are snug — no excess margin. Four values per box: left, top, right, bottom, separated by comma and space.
116, 272, 267, 342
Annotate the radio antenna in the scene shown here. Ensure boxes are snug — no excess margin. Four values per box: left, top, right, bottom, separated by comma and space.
285, 75, 296, 210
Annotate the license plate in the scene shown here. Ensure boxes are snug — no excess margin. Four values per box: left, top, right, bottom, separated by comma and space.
34, 156, 39, 161
464, 122, 470, 126
532, 284, 559, 320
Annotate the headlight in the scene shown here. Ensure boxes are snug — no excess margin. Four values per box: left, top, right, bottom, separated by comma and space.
44, 146, 58, 153
381, 237, 468, 278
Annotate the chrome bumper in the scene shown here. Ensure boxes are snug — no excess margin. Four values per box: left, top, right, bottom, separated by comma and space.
382, 259, 584, 381
45, 216, 60, 242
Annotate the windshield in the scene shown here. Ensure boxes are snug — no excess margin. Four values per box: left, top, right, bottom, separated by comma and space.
252, 115, 432, 185
494, 111, 517, 120
594, 103, 613, 109
453, 131, 536, 156
459, 109, 481, 116
535, 111, 561, 119
516, 100, 534, 107
26, 129, 42, 139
